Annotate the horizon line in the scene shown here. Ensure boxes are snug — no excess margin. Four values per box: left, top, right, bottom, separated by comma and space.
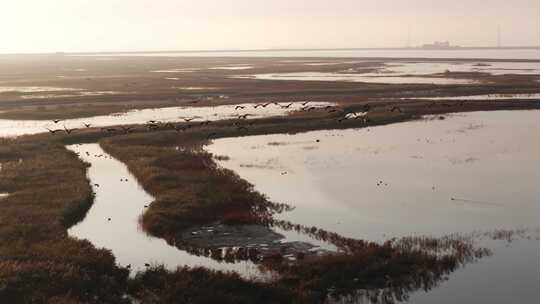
2, 45, 540, 56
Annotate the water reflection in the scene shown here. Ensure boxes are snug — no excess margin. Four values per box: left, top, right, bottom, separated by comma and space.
239, 72, 477, 85
210, 66, 254, 70
206, 110, 540, 303
357, 61, 540, 76
405, 93, 540, 101
239, 61, 540, 84
19, 91, 128, 100
0, 86, 82, 93
66, 143, 265, 278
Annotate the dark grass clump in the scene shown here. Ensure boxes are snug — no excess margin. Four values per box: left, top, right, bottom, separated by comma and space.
128, 266, 294, 304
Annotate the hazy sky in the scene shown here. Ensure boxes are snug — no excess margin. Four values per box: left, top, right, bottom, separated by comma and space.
1, 0, 539, 53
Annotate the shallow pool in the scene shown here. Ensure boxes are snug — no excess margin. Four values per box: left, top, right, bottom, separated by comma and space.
206, 110, 540, 303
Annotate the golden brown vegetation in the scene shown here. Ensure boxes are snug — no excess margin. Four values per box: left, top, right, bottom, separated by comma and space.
98, 116, 492, 303
0, 138, 129, 303
2, 54, 540, 302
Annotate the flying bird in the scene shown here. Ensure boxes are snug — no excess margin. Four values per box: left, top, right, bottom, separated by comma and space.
63, 126, 76, 134
46, 128, 64, 135
280, 103, 293, 109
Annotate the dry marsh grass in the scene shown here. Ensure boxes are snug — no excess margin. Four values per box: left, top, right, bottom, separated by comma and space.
99, 116, 492, 303
0, 139, 129, 303
2, 95, 538, 302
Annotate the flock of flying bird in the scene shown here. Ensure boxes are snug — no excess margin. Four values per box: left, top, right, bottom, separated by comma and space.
44, 101, 402, 139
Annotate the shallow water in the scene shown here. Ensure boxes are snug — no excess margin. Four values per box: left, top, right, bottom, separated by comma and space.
210, 66, 254, 70
363, 61, 540, 76
239, 61, 540, 84
0, 101, 332, 137
66, 143, 264, 278
239, 72, 477, 85
174, 86, 220, 90
0, 86, 82, 93
151, 68, 200, 73
407, 93, 540, 101
19, 91, 127, 100
206, 110, 540, 303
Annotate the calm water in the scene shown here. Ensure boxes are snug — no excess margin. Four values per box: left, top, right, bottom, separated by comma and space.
66, 144, 265, 278
241, 61, 540, 85
206, 110, 540, 303
0, 86, 82, 93
239, 72, 477, 85
0, 102, 332, 137
407, 93, 540, 101
361, 61, 540, 76
77, 49, 540, 60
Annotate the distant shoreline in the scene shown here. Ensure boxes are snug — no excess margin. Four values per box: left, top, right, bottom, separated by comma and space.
3, 46, 540, 56
70, 46, 540, 55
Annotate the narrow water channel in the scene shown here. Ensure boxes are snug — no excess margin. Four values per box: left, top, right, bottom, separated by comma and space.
66, 143, 264, 278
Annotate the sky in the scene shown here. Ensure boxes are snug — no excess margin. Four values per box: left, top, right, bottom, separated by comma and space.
1, 0, 539, 54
